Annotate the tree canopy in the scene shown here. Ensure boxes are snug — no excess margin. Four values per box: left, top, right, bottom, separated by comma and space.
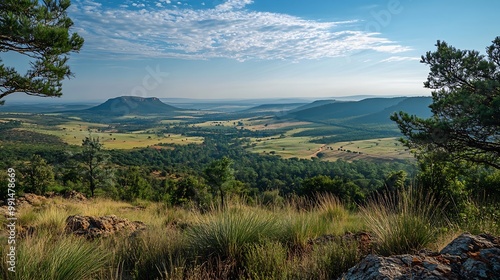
391, 37, 500, 169
0, 0, 83, 104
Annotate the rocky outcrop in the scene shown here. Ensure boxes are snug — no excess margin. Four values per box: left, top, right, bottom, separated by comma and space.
16, 193, 48, 207
340, 233, 500, 280
65, 215, 146, 239
63, 190, 87, 201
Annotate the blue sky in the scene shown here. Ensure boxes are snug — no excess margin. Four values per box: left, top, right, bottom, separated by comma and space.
5, 0, 500, 101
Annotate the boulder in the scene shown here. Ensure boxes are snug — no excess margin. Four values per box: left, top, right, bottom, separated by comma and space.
340, 233, 500, 280
65, 215, 146, 239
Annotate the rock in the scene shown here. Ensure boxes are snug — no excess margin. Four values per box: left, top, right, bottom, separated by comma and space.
65, 215, 146, 239
16, 193, 47, 207
63, 190, 87, 201
340, 233, 500, 280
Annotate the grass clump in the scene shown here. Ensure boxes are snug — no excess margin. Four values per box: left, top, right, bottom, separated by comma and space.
1, 234, 109, 280
187, 206, 284, 260
114, 226, 188, 280
361, 187, 447, 256
282, 211, 331, 251
316, 193, 349, 224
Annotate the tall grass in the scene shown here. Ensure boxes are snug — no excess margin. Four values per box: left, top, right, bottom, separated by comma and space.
113, 225, 188, 280
244, 241, 288, 280
187, 206, 285, 260
33, 205, 67, 234
361, 187, 447, 256
312, 241, 362, 279
1, 234, 110, 280
316, 193, 349, 224
281, 212, 331, 251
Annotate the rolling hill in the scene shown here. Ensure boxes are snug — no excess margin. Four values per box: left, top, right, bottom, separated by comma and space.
351, 96, 433, 124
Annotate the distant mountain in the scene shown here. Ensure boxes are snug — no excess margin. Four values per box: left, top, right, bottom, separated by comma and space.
82, 96, 185, 116
288, 97, 408, 122
288, 99, 337, 113
352, 97, 433, 124
288, 96, 432, 125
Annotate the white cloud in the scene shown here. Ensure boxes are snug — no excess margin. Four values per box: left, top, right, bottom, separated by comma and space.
156, 2, 162, 7
380, 56, 420, 63
216, 0, 253, 11
70, 0, 411, 61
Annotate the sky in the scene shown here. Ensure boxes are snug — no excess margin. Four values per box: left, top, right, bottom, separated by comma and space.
5, 0, 500, 102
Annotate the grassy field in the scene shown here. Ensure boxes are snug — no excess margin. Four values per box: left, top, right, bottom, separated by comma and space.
247, 127, 412, 161
247, 129, 323, 159
195, 117, 311, 131
319, 138, 413, 161
17, 120, 203, 149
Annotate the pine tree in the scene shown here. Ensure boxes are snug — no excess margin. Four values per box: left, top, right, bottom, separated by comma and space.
0, 0, 84, 104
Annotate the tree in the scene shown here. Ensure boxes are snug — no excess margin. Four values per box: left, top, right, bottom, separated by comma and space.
171, 175, 210, 208
0, 0, 84, 104
19, 154, 54, 194
79, 136, 109, 197
204, 156, 234, 208
391, 37, 500, 169
118, 166, 153, 201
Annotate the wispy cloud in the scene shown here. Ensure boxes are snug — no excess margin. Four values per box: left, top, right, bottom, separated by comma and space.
380, 56, 420, 63
70, 0, 411, 61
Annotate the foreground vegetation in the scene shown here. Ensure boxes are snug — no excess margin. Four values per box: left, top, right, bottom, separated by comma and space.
1, 189, 497, 280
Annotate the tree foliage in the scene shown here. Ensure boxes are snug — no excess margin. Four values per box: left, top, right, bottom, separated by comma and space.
204, 156, 234, 208
79, 136, 110, 197
0, 0, 84, 104
391, 37, 500, 169
19, 154, 54, 194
